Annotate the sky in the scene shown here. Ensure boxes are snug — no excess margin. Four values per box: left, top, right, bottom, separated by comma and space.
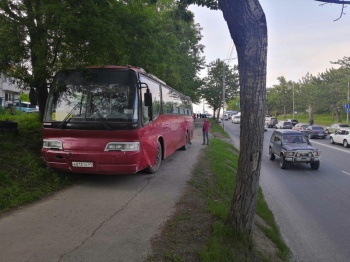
189, 0, 350, 89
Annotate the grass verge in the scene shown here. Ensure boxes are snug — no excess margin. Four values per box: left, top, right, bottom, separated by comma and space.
0, 112, 83, 214
276, 112, 349, 126
147, 121, 290, 262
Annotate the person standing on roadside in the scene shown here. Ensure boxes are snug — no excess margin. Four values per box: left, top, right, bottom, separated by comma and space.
202, 119, 210, 145
309, 117, 314, 126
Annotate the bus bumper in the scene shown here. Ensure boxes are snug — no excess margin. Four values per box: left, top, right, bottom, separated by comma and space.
41, 149, 142, 175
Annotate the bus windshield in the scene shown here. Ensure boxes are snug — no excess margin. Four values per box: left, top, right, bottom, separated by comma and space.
44, 69, 139, 128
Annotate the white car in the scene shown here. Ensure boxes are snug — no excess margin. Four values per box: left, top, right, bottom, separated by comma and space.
275, 121, 293, 129
330, 128, 350, 148
232, 115, 240, 124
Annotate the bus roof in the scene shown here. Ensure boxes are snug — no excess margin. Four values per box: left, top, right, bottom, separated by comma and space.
86, 65, 146, 73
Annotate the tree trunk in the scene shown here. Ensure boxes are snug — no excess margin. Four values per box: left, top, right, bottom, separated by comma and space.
308, 105, 314, 120
335, 107, 341, 123
36, 80, 49, 120
218, 0, 267, 235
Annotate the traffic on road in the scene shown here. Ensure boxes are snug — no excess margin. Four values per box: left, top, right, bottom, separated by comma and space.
224, 121, 350, 262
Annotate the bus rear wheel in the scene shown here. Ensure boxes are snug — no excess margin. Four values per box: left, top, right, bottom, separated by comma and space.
180, 132, 190, 150
146, 141, 162, 174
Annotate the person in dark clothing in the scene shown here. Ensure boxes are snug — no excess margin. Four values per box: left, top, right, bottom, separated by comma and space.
309, 117, 314, 125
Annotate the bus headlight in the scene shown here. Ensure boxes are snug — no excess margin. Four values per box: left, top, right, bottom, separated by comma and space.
43, 139, 62, 150
105, 142, 140, 152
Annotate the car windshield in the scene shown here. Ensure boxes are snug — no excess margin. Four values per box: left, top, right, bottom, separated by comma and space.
282, 135, 307, 144
312, 126, 324, 130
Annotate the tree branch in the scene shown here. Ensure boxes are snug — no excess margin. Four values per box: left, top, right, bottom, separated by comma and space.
315, 0, 350, 4
315, 0, 348, 21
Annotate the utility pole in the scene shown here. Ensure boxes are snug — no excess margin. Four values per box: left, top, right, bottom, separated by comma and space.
292, 83, 295, 119
222, 63, 226, 130
347, 81, 349, 124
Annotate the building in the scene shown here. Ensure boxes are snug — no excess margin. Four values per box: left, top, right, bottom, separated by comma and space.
0, 73, 22, 107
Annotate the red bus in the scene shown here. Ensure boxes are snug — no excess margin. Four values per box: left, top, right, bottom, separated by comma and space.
41, 65, 194, 175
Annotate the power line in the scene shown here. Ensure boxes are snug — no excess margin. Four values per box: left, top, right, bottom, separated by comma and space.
226, 42, 233, 60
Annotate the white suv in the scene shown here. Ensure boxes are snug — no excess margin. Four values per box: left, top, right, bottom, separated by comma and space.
329, 128, 350, 148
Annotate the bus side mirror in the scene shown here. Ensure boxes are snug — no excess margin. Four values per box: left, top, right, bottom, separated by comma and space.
144, 90, 152, 107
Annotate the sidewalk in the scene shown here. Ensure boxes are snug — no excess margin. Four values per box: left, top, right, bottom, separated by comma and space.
0, 126, 205, 262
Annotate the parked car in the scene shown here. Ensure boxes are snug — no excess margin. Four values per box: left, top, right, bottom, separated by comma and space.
275, 121, 293, 129
14, 101, 39, 113
232, 115, 240, 124
329, 129, 350, 148
268, 129, 321, 170
266, 117, 278, 128
306, 125, 327, 139
325, 123, 350, 134
287, 119, 299, 126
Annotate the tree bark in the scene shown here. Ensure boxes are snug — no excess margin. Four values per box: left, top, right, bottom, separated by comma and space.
218, 0, 267, 235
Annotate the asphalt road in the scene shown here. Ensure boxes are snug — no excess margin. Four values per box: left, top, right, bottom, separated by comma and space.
0, 127, 204, 262
224, 121, 350, 262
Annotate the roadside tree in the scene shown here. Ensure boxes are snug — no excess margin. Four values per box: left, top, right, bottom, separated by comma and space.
201, 59, 239, 119
0, 0, 205, 117
185, 0, 348, 235
271, 77, 294, 118
314, 68, 350, 122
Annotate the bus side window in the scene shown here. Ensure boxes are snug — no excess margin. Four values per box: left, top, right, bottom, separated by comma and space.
142, 105, 150, 124
140, 76, 161, 122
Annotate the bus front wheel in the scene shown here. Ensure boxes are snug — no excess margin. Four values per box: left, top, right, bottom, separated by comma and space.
146, 141, 162, 174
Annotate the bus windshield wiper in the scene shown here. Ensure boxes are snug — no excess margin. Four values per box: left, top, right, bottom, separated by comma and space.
93, 109, 112, 130
59, 103, 81, 129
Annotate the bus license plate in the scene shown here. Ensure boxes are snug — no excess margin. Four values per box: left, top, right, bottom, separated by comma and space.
72, 162, 93, 168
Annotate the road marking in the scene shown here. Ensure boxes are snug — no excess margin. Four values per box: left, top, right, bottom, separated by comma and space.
342, 171, 350, 176
310, 140, 350, 154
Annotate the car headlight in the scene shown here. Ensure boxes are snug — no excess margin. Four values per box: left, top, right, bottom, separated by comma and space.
286, 151, 295, 157
43, 139, 62, 150
313, 151, 321, 157
105, 142, 140, 152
